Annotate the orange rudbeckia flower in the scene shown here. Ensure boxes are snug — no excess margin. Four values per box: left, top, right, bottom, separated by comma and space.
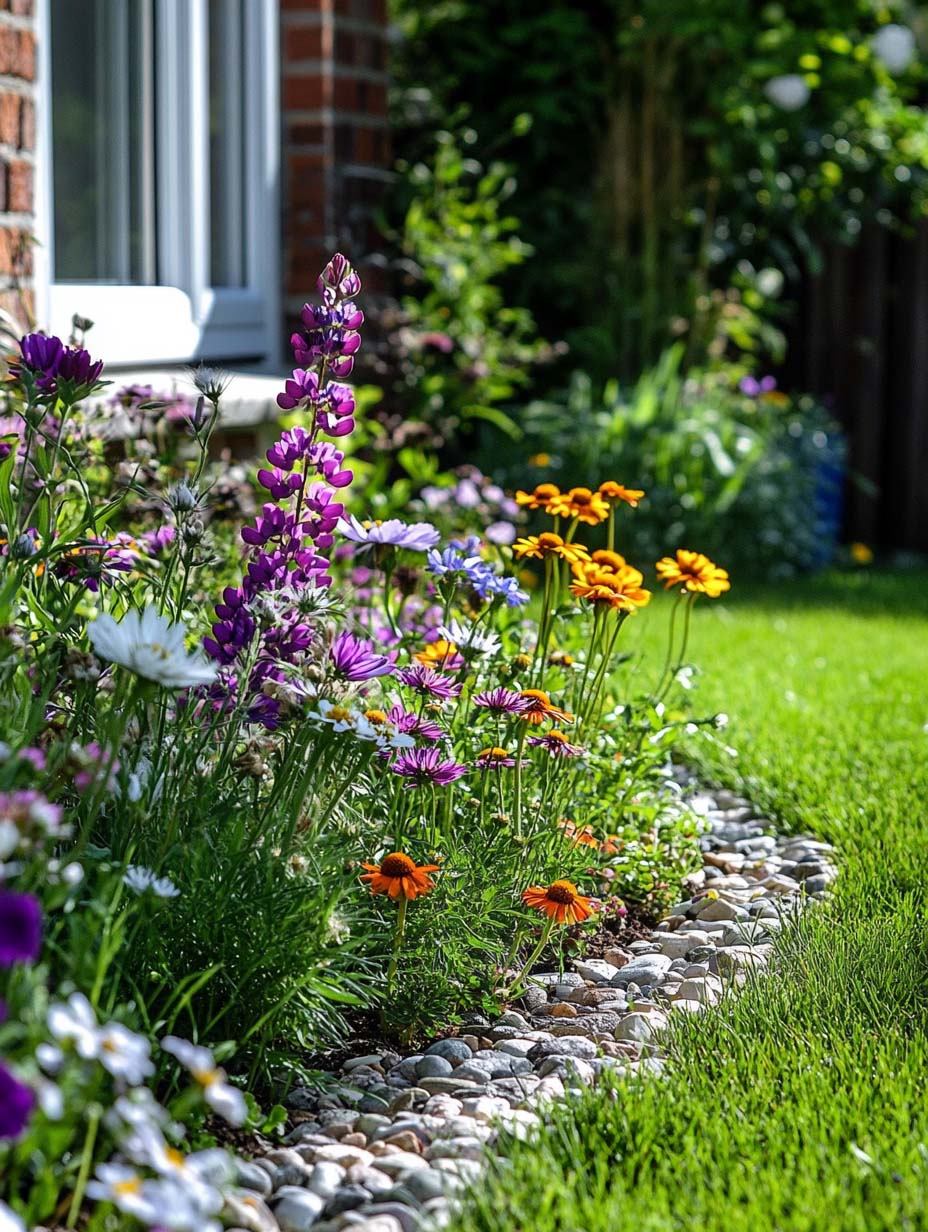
361, 852, 439, 900
518, 688, 574, 726
570, 562, 651, 612
522, 879, 595, 924
589, 549, 627, 571
546, 486, 610, 525
655, 549, 730, 598
512, 532, 590, 566
515, 482, 561, 511
599, 481, 645, 508
414, 639, 463, 670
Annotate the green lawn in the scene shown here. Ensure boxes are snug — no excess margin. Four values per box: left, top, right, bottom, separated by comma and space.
456, 568, 928, 1232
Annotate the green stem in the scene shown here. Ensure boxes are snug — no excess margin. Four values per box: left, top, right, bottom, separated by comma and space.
386, 896, 409, 997
67, 1106, 101, 1228
512, 724, 530, 838
503, 915, 556, 999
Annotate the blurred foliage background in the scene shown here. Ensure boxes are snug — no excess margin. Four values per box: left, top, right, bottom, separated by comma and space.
359, 0, 928, 573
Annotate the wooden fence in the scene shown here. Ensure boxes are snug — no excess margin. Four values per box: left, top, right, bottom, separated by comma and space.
787, 222, 928, 553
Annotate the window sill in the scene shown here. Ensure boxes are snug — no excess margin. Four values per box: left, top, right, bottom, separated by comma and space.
92, 367, 286, 437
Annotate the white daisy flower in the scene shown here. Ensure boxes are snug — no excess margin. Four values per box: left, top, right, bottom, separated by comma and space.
0, 1201, 25, 1232
310, 699, 360, 732
438, 620, 501, 657
124, 865, 181, 899
161, 1036, 247, 1126
126, 1123, 231, 1206
86, 1164, 157, 1223
88, 606, 218, 689
47, 992, 100, 1059
96, 1021, 155, 1085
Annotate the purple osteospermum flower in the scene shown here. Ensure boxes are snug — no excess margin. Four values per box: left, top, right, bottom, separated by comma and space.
338, 515, 440, 552
396, 664, 463, 700
385, 703, 444, 741
392, 747, 468, 788
10, 332, 64, 391
56, 346, 104, 389
330, 632, 394, 681
528, 732, 587, 758
0, 1061, 34, 1138
140, 525, 176, 556
473, 688, 532, 715
0, 890, 42, 966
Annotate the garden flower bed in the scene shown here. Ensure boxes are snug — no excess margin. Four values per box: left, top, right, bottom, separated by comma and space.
0, 255, 745, 1231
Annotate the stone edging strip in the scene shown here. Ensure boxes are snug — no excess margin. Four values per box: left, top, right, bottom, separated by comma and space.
223, 788, 838, 1232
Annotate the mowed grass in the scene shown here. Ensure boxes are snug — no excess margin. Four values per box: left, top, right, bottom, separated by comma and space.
456, 569, 928, 1232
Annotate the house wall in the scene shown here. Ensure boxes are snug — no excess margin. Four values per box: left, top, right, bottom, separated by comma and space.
0, 0, 36, 328
280, 0, 391, 321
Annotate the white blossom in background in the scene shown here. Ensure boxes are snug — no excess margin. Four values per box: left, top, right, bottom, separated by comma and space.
95, 1022, 155, 1085
438, 620, 502, 657
124, 865, 181, 899
88, 1165, 223, 1232
764, 74, 811, 111
47, 992, 101, 1060
161, 1036, 248, 1125
88, 606, 218, 689
0, 1200, 25, 1232
872, 24, 916, 74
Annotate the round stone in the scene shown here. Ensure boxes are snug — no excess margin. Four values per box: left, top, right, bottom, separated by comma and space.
425, 1039, 473, 1065
415, 1055, 454, 1079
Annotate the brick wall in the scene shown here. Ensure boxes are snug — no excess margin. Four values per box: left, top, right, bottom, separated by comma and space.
0, 0, 35, 326
280, 0, 390, 323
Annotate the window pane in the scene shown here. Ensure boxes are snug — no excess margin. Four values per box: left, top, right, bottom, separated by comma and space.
209, 0, 247, 287
51, 0, 157, 284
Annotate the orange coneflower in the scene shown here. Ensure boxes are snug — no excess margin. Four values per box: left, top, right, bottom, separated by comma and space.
557, 818, 599, 848
599, 481, 645, 508
546, 486, 610, 525
522, 879, 595, 924
518, 688, 574, 726
361, 852, 439, 901
655, 549, 730, 598
512, 532, 591, 566
515, 482, 561, 511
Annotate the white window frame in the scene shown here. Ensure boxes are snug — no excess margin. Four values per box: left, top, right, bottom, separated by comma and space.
35, 0, 281, 369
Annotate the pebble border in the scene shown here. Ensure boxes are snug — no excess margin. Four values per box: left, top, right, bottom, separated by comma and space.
222, 785, 838, 1232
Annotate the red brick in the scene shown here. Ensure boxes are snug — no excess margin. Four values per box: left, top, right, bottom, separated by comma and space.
6, 156, 30, 211
0, 226, 32, 277
285, 120, 326, 148
0, 29, 34, 80
0, 94, 19, 146
333, 77, 357, 110
282, 75, 326, 110
283, 25, 323, 61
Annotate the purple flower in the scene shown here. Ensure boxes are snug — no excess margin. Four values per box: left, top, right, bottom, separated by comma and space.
0, 1061, 34, 1138
338, 515, 441, 552
392, 747, 468, 788
739, 375, 777, 397
486, 521, 517, 546
528, 733, 586, 758
56, 346, 104, 389
330, 632, 394, 681
397, 664, 463, 699
140, 525, 176, 556
473, 688, 532, 715
385, 704, 444, 741
11, 333, 64, 391
318, 252, 362, 304
0, 890, 42, 966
